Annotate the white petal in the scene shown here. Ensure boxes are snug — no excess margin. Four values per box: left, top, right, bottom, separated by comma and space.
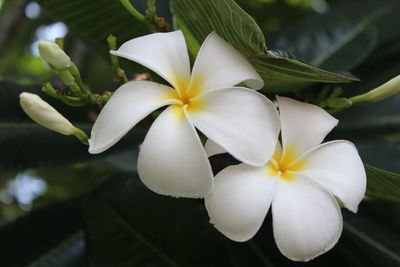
89, 81, 177, 154
110, 30, 191, 90
205, 164, 277, 241
272, 175, 343, 261
188, 87, 280, 166
277, 96, 338, 156
204, 139, 226, 157
190, 32, 263, 94
297, 140, 367, 212
137, 105, 213, 198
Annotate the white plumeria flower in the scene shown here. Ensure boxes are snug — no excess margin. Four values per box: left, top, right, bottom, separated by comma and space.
88, 30, 280, 198
205, 96, 366, 261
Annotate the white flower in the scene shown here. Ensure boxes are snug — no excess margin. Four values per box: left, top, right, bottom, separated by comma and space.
88, 30, 280, 198
19, 92, 75, 135
204, 96, 366, 261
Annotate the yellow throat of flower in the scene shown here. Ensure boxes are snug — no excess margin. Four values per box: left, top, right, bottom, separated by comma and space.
267, 145, 306, 181
169, 75, 204, 117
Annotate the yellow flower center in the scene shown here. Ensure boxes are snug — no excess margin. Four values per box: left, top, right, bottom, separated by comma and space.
170, 75, 204, 117
267, 145, 306, 181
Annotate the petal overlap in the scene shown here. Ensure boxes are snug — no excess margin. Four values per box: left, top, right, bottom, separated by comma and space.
89, 81, 178, 154
137, 105, 214, 198
204, 139, 227, 157
203, 96, 366, 262
277, 96, 338, 156
188, 87, 280, 166
205, 164, 277, 241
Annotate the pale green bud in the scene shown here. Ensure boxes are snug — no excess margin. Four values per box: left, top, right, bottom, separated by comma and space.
38, 40, 71, 70
19, 92, 75, 135
351, 74, 400, 103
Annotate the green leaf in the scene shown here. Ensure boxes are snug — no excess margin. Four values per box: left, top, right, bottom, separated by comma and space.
343, 209, 400, 267
331, 98, 400, 203
36, 0, 148, 55
365, 165, 400, 202
174, 0, 266, 56
333, 95, 400, 174
0, 123, 87, 170
312, 25, 377, 72
0, 81, 146, 170
0, 198, 87, 266
84, 173, 283, 267
85, 172, 400, 267
369, 0, 400, 43
271, 1, 395, 72
0, 122, 146, 171
85, 173, 234, 267
252, 54, 357, 92
171, 0, 357, 92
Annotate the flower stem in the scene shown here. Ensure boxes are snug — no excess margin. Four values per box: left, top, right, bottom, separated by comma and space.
145, 0, 170, 32
120, 0, 170, 32
42, 83, 86, 106
107, 35, 128, 83
146, 0, 156, 19
120, 0, 145, 22
69, 63, 91, 95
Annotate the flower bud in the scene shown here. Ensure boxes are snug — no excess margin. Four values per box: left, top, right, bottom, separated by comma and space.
351, 74, 400, 103
19, 92, 75, 135
38, 40, 71, 70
